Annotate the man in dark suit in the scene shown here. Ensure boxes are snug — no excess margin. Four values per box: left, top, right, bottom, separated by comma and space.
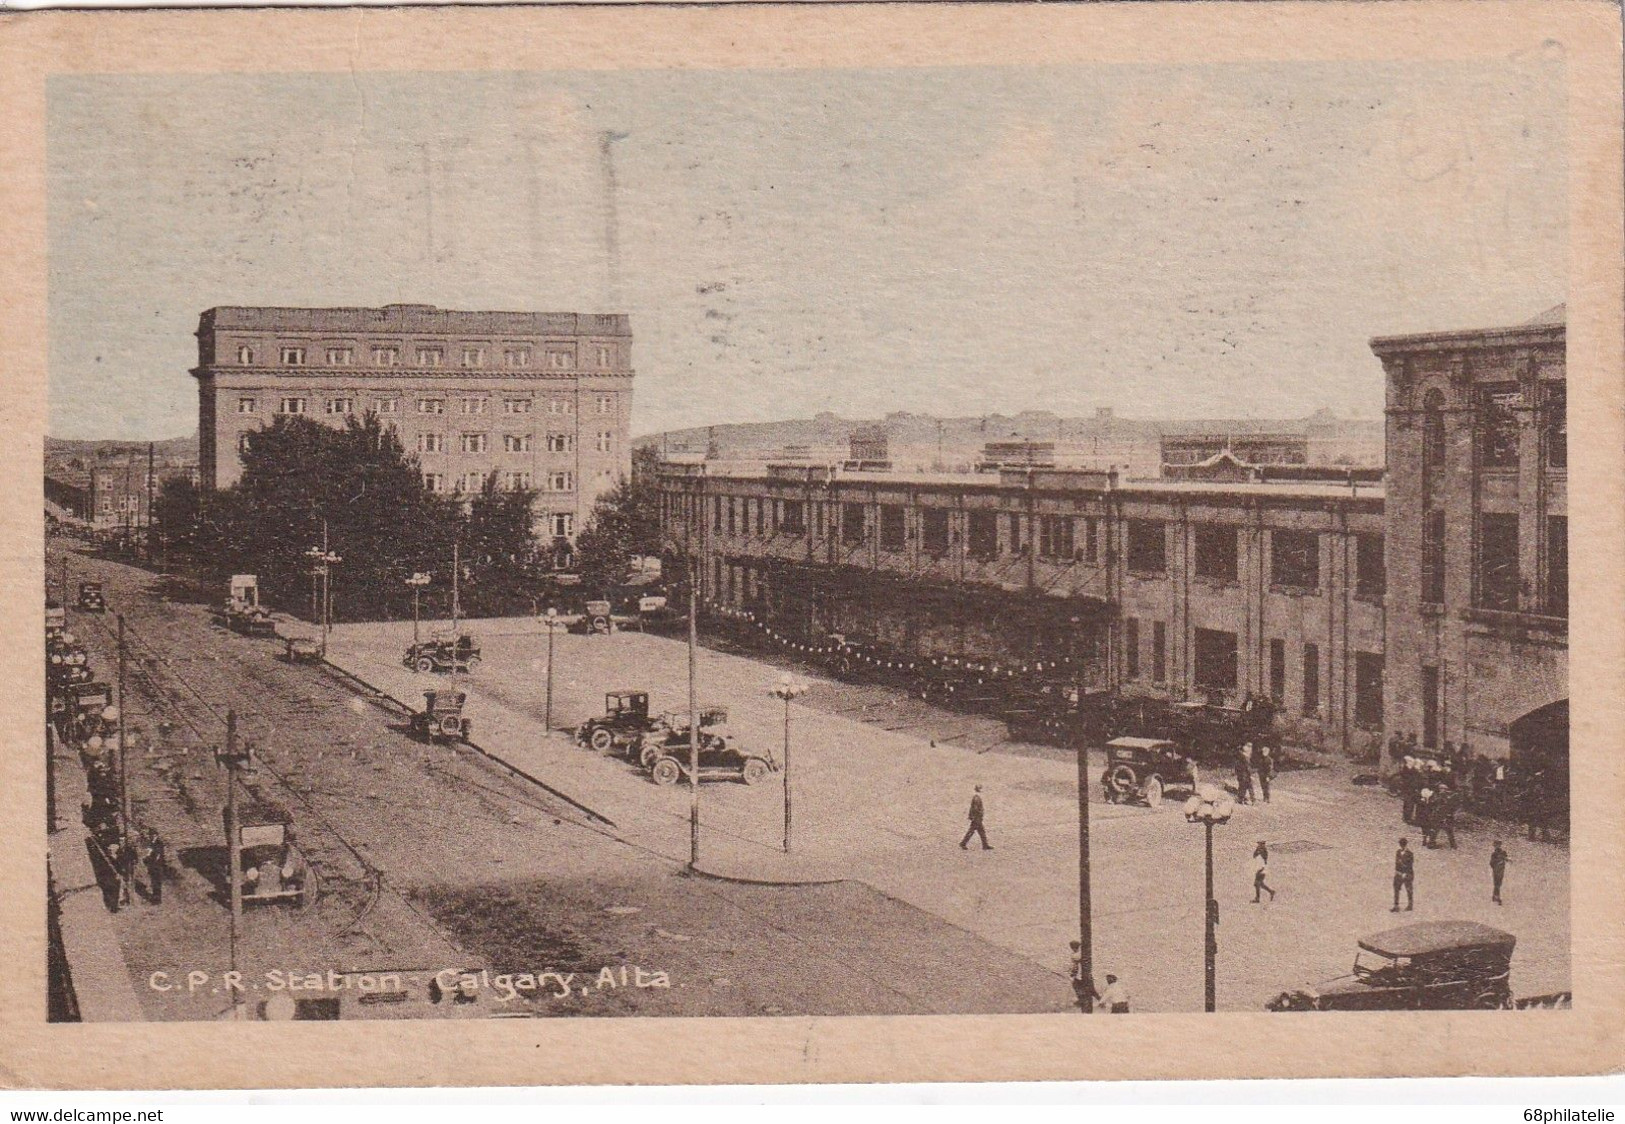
960, 785, 991, 850
1391, 837, 1415, 911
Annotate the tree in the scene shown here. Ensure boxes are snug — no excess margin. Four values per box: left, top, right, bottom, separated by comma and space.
574, 444, 663, 595
152, 475, 202, 557
460, 472, 543, 615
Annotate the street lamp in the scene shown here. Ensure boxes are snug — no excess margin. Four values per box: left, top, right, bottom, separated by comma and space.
405, 572, 432, 646
1183, 784, 1236, 1013
305, 526, 342, 658
769, 674, 809, 853
542, 607, 560, 731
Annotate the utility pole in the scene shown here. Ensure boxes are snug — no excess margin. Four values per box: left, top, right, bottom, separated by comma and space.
217, 710, 250, 1019
116, 615, 130, 866
1076, 738, 1093, 1012
321, 520, 332, 655
146, 442, 156, 562
688, 560, 700, 869
452, 540, 461, 636
544, 608, 558, 730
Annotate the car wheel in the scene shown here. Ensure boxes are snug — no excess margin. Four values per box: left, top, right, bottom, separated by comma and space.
639, 742, 662, 769
416, 657, 435, 674
464, 655, 481, 671
741, 758, 769, 785
651, 758, 682, 786
591, 616, 611, 634
1144, 777, 1164, 807
1473, 991, 1510, 1010
589, 728, 615, 753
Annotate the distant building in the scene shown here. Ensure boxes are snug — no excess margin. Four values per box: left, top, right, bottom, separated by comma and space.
1161, 432, 1309, 469
190, 304, 634, 549
845, 426, 892, 472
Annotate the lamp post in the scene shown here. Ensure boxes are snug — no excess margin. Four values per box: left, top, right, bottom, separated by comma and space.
769, 674, 808, 853
543, 608, 559, 731
305, 522, 342, 659
1183, 784, 1235, 1013
405, 572, 431, 646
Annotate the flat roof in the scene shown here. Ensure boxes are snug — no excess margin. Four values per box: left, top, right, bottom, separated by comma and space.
199, 305, 632, 337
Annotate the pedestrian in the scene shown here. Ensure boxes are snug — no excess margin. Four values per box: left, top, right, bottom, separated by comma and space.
1400, 757, 1418, 824
1436, 784, 1458, 850
1418, 786, 1437, 847
959, 785, 991, 850
1252, 841, 1276, 902
1392, 837, 1415, 912
1069, 941, 1090, 1011
1490, 840, 1509, 904
1096, 973, 1130, 1014
143, 830, 167, 905
1235, 743, 1255, 806
1257, 745, 1274, 803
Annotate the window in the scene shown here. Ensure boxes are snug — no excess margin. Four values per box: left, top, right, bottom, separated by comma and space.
237, 398, 257, 414
1269, 639, 1286, 705
1151, 621, 1167, 683
423, 472, 446, 493
1353, 652, 1384, 728
727, 498, 738, 536
967, 511, 999, 560
1421, 511, 1447, 605
1356, 533, 1386, 598
754, 499, 766, 536
1477, 512, 1520, 611
711, 497, 724, 533
280, 347, 305, 365
1038, 515, 1075, 560
459, 471, 487, 493
503, 398, 532, 414
880, 505, 906, 551
324, 398, 354, 416
1127, 519, 1166, 574
596, 395, 615, 415
325, 347, 353, 365
461, 433, 488, 454
842, 503, 866, 546
780, 500, 806, 534
1084, 518, 1099, 563
1302, 644, 1320, 716
1193, 524, 1238, 583
1193, 628, 1238, 692
417, 433, 445, 453
1478, 385, 1520, 469
1270, 529, 1320, 589
460, 397, 487, 415
546, 398, 574, 415
503, 433, 533, 453
279, 397, 308, 415
596, 345, 612, 367
1421, 665, 1441, 750
1547, 516, 1568, 617
548, 349, 575, 369
596, 431, 614, 453
1545, 384, 1566, 469
237, 432, 253, 453
372, 346, 399, 366
417, 348, 444, 367
237, 345, 254, 365
548, 513, 574, 539
505, 348, 532, 368
922, 508, 950, 554
375, 398, 399, 414
546, 433, 574, 453
1423, 389, 1446, 470
1124, 618, 1141, 680
463, 347, 486, 368
418, 398, 445, 415
502, 470, 532, 491
548, 471, 574, 492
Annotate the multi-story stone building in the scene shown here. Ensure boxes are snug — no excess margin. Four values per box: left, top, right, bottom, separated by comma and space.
192, 304, 634, 547
1371, 305, 1566, 761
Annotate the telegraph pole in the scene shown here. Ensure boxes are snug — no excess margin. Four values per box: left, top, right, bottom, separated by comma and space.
1076, 738, 1093, 1012
146, 442, 156, 562
688, 561, 700, 869
217, 710, 248, 1018
116, 615, 130, 855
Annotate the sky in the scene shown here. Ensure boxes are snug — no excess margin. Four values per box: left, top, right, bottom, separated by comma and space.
47, 58, 1566, 440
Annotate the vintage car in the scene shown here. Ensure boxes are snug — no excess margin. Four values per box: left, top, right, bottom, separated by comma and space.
77, 581, 106, 613
576, 690, 656, 753
45, 600, 66, 639
61, 682, 114, 745
403, 633, 481, 674
569, 600, 618, 635
635, 706, 731, 768
284, 635, 324, 663
646, 718, 776, 787
1266, 921, 1516, 1011
229, 802, 313, 907
410, 689, 473, 743
225, 600, 279, 637
1101, 736, 1200, 807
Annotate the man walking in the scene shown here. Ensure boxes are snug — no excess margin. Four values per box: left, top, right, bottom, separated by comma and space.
1252, 840, 1276, 902
1257, 745, 1275, 803
1392, 837, 1415, 912
143, 829, 167, 905
960, 785, 991, 850
1096, 973, 1130, 1014
1235, 744, 1255, 806
1490, 840, 1509, 904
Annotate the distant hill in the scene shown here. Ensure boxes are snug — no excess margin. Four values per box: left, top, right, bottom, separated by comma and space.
45, 432, 199, 476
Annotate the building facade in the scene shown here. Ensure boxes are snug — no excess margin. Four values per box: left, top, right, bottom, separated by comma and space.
192, 304, 634, 545
1371, 306, 1567, 760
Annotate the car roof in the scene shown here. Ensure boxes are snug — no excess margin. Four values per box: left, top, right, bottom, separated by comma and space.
1358, 921, 1516, 958
1106, 736, 1178, 750
237, 801, 294, 828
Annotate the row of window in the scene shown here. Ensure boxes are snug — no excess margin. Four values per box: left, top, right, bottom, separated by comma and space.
421, 471, 575, 494
243, 343, 616, 370
413, 432, 612, 454
1121, 619, 1384, 727
239, 395, 615, 417
1421, 511, 1567, 617
1420, 384, 1566, 474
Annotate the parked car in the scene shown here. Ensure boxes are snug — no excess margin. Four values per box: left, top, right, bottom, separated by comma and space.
1266, 921, 1515, 1011
228, 605, 279, 637
77, 581, 106, 613
403, 633, 481, 674
229, 802, 313, 908
410, 689, 472, 743
284, 635, 323, 663
1101, 736, 1200, 807
576, 690, 657, 753
569, 599, 617, 635
646, 715, 777, 787
636, 705, 731, 768
45, 600, 66, 639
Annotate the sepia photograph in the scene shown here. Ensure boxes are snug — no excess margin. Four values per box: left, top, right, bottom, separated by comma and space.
3, 0, 1621, 1091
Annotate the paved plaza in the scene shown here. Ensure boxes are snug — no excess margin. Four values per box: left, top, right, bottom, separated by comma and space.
325, 617, 1572, 1013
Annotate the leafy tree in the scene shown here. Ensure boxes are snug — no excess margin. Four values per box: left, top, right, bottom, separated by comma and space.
574, 444, 663, 595
152, 475, 202, 557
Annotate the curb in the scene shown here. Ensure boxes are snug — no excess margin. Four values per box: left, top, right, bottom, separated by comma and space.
686, 863, 848, 888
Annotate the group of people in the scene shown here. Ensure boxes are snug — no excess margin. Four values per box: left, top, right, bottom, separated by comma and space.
1233, 741, 1276, 805
1392, 835, 1514, 911
80, 756, 168, 913
1386, 732, 1565, 842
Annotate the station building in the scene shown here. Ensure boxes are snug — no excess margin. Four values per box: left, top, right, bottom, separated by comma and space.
192, 304, 635, 548
657, 308, 1566, 760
